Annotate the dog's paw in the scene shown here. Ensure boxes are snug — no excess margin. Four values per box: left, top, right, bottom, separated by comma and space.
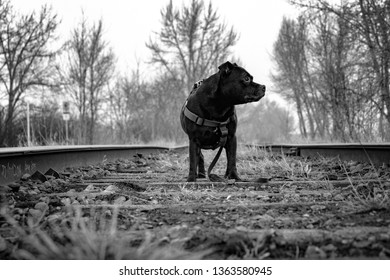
186, 176, 197, 182
225, 172, 242, 181
197, 172, 206, 179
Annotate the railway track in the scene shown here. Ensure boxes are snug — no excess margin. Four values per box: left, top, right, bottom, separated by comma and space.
1, 143, 390, 185
0, 144, 390, 259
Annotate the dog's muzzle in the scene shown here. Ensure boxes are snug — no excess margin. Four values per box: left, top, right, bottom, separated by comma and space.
245, 84, 266, 102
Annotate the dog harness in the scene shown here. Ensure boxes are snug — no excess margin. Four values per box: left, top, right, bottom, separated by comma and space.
184, 80, 232, 150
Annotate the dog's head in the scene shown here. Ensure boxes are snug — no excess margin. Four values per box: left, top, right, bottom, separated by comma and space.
203, 61, 266, 105
218, 61, 266, 104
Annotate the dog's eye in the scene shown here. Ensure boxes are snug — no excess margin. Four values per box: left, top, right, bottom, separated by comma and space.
244, 76, 251, 83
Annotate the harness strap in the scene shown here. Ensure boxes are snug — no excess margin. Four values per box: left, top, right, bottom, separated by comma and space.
207, 145, 224, 181
183, 104, 230, 128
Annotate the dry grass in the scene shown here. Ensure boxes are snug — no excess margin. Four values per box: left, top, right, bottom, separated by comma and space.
2, 206, 212, 260
341, 162, 390, 212
235, 145, 313, 179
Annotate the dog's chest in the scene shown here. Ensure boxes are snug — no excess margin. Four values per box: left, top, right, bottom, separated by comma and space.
193, 126, 222, 149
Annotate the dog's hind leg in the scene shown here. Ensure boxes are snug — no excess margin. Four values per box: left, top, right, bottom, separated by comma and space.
187, 140, 198, 182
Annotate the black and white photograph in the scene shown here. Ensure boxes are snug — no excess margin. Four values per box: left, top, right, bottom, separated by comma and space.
0, 0, 389, 278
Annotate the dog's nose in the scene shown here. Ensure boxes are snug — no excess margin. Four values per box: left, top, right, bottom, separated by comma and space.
261, 85, 266, 92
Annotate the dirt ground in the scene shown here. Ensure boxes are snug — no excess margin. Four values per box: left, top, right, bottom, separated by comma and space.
1, 146, 390, 259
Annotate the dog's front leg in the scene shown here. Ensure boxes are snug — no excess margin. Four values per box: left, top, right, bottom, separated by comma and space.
198, 150, 206, 178
224, 135, 241, 181
187, 139, 198, 182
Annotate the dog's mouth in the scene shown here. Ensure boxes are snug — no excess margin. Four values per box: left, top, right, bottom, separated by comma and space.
245, 96, 260, 102
245, 92, 265, 102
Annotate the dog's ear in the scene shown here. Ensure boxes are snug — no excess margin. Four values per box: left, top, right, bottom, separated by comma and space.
218, 61, 236, 76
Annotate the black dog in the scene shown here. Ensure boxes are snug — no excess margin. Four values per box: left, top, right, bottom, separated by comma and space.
180, 61, 266, 182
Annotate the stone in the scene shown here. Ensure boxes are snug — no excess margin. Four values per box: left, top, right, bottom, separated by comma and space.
21, 173, 31, 180
305, 245, 327, 259
55, 179, 67, 185
104, 210, 112, 217
310, 205, 327, 211
47, 214, 62, 223
30, 171, 47, 182
259, 214, 274, 221
28, 190, 39, 195
84, 184, 98, 192
13, 214, 21, 221
44, 168, 60, 179
333, 194, 344, 201
28, 209, 43, 223
7, 182, 20, 192
61, 197, 71, 206
103, 185, 119, 193
322, 244, 337, 252
34, 202, 49, 212
114, 196, 126, 204
227, 179, 236, 185
39, 196, 50, 203
1, 185, 12, 193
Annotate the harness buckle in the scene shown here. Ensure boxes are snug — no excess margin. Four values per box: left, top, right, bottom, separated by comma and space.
220, 126, 228, 137
195, 117, 204, 126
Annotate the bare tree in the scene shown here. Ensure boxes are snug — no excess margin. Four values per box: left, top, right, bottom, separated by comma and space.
273, 0, 388, 142
0, 0, 58, 146
308, 9, 359, 141
108, 66, 150, 143
146, 0, 238, 92
357, 0, 390, 139
148, 72, 186, 140
287, 0, 390, 141
63, 15, 115, 144
108, 67, 185, 143
272, 16, 318, 139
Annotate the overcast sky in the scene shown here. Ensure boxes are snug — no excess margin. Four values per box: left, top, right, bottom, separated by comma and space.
11, 0, 302, 103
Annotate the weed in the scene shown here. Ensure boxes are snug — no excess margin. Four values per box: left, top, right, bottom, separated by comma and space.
224, 231, 271, 259
2, 206, 211, 259
102, 155, 108, 165
241, 237, 271, 260
341, 162, 390, 212
349, 183, 390, 211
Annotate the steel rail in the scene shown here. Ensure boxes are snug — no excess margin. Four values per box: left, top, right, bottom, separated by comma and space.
0, 145, 169, 185
246, 143, 390, 165
1, 143, 390, 186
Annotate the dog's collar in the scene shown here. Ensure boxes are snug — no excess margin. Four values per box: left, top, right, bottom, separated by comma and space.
183, 101, 231, 127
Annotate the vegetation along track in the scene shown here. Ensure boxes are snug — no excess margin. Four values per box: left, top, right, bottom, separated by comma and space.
1, 144, 390, 259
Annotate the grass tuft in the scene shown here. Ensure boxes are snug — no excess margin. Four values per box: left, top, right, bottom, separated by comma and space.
341, 162, 390, 212
2, 206, 212, 260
